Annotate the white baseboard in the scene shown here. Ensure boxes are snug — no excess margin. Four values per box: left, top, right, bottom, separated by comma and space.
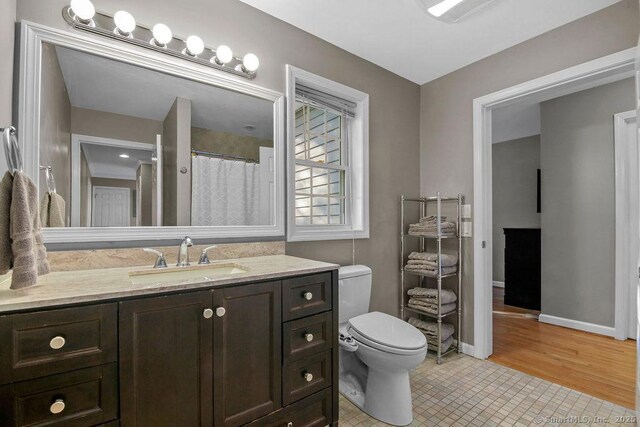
538, 314, 615, 337
492, 281, 505, 288
459, 342, 476, 357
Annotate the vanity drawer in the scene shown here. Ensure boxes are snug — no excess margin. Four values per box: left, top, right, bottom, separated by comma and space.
0, 363, 118, 427
283, 312, 333, 364
282, 273, 332, 321
283, 350, 332, 405
246, 387, 333, 427
0, 304, 117, 384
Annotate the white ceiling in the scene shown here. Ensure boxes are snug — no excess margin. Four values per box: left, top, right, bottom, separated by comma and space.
237, 0, 621, 84
82, 143, 153, 180
55, 46, 274, 139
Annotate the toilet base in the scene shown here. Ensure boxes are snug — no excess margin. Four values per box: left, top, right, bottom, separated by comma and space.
363, 367, 414, 426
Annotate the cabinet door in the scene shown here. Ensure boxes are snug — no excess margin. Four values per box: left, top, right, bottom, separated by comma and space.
119, 291, 213, 427
213, 282, 282, 427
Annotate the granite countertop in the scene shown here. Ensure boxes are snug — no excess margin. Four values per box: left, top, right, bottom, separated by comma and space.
0, 255, 339, 314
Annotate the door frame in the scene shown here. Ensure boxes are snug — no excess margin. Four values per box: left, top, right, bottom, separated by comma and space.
91, 185, 132, 227
614, 110, 638, 340
472, 48, 636, 360
71, 134, 155, 227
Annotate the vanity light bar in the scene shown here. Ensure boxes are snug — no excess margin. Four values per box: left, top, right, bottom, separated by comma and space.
62, 1, 259, 79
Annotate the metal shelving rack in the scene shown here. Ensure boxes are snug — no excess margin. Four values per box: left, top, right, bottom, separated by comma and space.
400, 193, 464, 364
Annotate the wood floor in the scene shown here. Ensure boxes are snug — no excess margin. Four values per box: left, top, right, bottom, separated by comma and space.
489, 287, 637, 409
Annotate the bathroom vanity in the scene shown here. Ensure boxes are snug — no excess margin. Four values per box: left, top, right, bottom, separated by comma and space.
0, 255, 339, 427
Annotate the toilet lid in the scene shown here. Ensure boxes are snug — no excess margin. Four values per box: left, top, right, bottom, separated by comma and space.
348, 312, 427, 351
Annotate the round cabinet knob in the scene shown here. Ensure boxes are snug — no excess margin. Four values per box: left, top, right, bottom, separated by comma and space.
203, 308, 213, 319
303, 372, 313, 382
216, 307, 226, 317
303, 291, 313, 301
304, 333, 314, 343
50, 399, 65, 414
49, 336, 65, 350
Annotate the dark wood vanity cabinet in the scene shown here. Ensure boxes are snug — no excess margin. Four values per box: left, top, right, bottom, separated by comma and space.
0, 270, 338, 427
119, 291, 214, 426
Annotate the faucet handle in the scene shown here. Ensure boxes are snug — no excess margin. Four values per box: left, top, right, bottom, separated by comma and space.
143, 248, 168, 269
198, 245, 217, 265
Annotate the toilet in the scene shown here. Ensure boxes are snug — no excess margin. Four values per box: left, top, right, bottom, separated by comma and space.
338, 265, 427, 426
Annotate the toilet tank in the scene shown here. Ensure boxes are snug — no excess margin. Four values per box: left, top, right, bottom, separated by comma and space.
338, 265, 372, 324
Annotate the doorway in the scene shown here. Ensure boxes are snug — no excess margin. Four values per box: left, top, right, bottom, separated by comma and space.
472, 48, 638, 409
92, 186, 131, 227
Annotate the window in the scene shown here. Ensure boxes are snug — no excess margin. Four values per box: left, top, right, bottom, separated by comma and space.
286, 66, 369, 242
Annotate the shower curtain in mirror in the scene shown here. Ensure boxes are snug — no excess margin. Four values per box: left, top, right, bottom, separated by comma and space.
191, 156, 260, 226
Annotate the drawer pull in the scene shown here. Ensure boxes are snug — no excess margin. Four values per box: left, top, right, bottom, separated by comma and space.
49, 336, 66, 350
302, 291, 313, 301
303, 372, 313, 382
304, 333, 314, 342
287, 423, 293, 427
203, 308, 213, 319
216, 307, 226, 317
50, 399, 66, 414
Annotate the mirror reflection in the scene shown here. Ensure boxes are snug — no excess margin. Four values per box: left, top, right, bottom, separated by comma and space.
38, 42, 275, 228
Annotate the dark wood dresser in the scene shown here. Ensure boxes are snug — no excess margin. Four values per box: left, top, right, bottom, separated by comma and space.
504, 228, 541, 311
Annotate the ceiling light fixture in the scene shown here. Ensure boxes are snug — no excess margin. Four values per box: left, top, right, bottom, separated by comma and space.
119, 153, 130, 159
113, 10, 136, 37
62, 2, 259, 79
243, 125, 257, 132
415, 0, 497, 23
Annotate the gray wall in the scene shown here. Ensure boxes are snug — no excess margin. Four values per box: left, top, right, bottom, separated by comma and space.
39, 43, 71, 226
0, 0, 15, 128
12, 0, 421, 316
420, 0, 639, 344
492, 136, 541, 283
71, 107, 162, 144
162, 97, 191, 226
540, 78, 635, 327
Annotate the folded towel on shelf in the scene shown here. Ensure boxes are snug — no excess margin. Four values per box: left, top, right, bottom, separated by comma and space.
409, 222, 456, 232
408, 317, 455, 341
419, 215, 446, 224
407, 288, 457, 304
428, 336, 454, 353
408, 252, 458, 267
408, 224, 457, 237
404, 265, 457, 277
0, 172, 13, 275
40, 192, 65, 228
9, 171, 49, 289
408, 298, 456, 315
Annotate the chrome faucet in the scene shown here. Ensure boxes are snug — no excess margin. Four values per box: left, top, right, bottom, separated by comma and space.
177, 236, 193, 267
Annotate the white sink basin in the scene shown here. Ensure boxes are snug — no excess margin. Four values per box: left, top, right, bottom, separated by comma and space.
129, 263, 249, 285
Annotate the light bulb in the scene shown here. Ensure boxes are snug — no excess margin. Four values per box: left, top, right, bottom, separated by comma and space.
151, 23, 173, 46
214, 45, 233, 65
114, 11, 136, 35
242, 53, 259, 72
70, 0, 95, 21
185, 35, 205, 56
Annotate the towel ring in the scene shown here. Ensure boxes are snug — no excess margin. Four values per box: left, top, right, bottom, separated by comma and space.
2, 126, 22, 174
40, 165, 57, 194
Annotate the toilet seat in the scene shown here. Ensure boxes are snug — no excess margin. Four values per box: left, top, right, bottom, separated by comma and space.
347, 312, 427, 356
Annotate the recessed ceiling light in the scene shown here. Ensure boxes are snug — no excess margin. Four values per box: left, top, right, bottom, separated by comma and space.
428, 0, 464, 17
119, 153, 130, 158
243, 125, 256, 132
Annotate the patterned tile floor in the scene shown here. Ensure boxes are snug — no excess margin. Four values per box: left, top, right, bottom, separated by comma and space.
339, 353, 636, 427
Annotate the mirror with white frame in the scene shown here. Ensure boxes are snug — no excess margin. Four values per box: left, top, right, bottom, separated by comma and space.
18, 23, 285, 243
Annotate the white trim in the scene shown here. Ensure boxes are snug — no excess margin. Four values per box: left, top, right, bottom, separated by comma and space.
285, 65, 369, 242
492, 281, 504, 288
459, 342, 476, 357
538, 314, 616, 338
17, 21, 286, 243
472, 47, 637, 360
614, 110, 638, 340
